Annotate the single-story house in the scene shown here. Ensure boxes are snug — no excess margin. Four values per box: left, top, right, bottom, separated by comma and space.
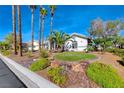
64, 33, 88, 52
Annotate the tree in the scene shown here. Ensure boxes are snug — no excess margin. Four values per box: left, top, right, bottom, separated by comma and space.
51, 31, 70, 50
40, 7, 47, 49
12, 5, 17, 55
112, 35, 124, 48
5, 33, 13, 49
17, 6, 22, 56
49, 5, 56, 51
29, 5, 37, 52
87, 18, 124, 52
39, 6, 42, 51
94, 37, 113, 51
0, 41, 9, 50
5, 33, 13, 44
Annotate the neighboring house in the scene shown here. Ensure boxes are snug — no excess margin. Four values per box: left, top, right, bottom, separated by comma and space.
64, 33, 88, 52
22, 43, 28, 52
27, 40, 50, 51
28, 41, 39, 51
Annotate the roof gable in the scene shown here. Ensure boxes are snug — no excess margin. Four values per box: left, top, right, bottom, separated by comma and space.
70, 33, 87, 39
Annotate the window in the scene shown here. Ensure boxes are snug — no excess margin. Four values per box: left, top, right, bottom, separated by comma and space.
72, 41, 77, 49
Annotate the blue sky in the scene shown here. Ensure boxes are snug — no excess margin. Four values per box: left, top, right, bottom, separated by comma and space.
0, 5, 124, 42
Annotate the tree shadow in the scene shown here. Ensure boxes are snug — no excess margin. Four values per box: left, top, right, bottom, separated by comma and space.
117, 60, 124, 66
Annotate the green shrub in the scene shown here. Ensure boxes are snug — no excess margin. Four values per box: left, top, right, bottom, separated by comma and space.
86, 46, 95, 52
105, 48, 115, 53
1, 50, 10, 56
47, 67, 67, 86
86, 44, 95, 52
106, 48, 124, 58
40, 49, 49, 58
86, 62, 124, 88
26, 51, 33, 57
29, 58, 50, 71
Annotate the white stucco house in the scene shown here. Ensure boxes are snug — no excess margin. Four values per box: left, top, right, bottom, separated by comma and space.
64, 33, 88, 52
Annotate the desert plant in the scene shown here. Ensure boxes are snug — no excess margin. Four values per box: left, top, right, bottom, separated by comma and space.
26, 51, 33, 57
47, 67, 67, 86
86, 45, 95, 52
106, 48, 124, 57
1, 50, 10, 56
29, 58, 50, 71
40, 49, 49, 58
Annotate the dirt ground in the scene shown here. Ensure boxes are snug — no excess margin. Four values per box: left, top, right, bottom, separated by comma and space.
8, 52, 39, 68
89, 52, 124, 79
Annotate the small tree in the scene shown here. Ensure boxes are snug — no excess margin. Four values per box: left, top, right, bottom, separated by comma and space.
87, 18, 124, 52
4, 33, 13, 49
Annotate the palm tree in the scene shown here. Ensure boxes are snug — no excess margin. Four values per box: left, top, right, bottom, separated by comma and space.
29, 5, 37, 52
39, 6, 42, 51
12, 5, 17, 55
40, 8, 47, 49
50, 31, 70, 51
49, 5, 56, 50
47, 32, 55, 50
17, 6, 22, 56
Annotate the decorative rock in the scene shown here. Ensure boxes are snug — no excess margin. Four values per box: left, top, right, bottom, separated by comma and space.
33, 59, 37, 61
51, 60, 60, 68
71, 64, 84, 72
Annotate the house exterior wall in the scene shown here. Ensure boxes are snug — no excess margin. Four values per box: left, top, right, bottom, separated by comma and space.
28, 41, 50, 51
64, 36, 88, 52
28, 42, 39, 51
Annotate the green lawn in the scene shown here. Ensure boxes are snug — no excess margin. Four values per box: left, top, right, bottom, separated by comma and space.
54, 52, 96, 62
86, 62, 124, 88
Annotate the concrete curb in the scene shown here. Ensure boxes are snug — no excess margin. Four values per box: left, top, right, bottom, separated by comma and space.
0, 54, 59, 88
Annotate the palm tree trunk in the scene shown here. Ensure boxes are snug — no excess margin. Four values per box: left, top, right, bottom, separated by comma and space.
12, 5, 17, 55
31, 9, 34, 52
17, 6, 22, 56
50, 16, 53, 51
50, 16, 53, 34
41, 17, 44, 49
39, 14, 41, 51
